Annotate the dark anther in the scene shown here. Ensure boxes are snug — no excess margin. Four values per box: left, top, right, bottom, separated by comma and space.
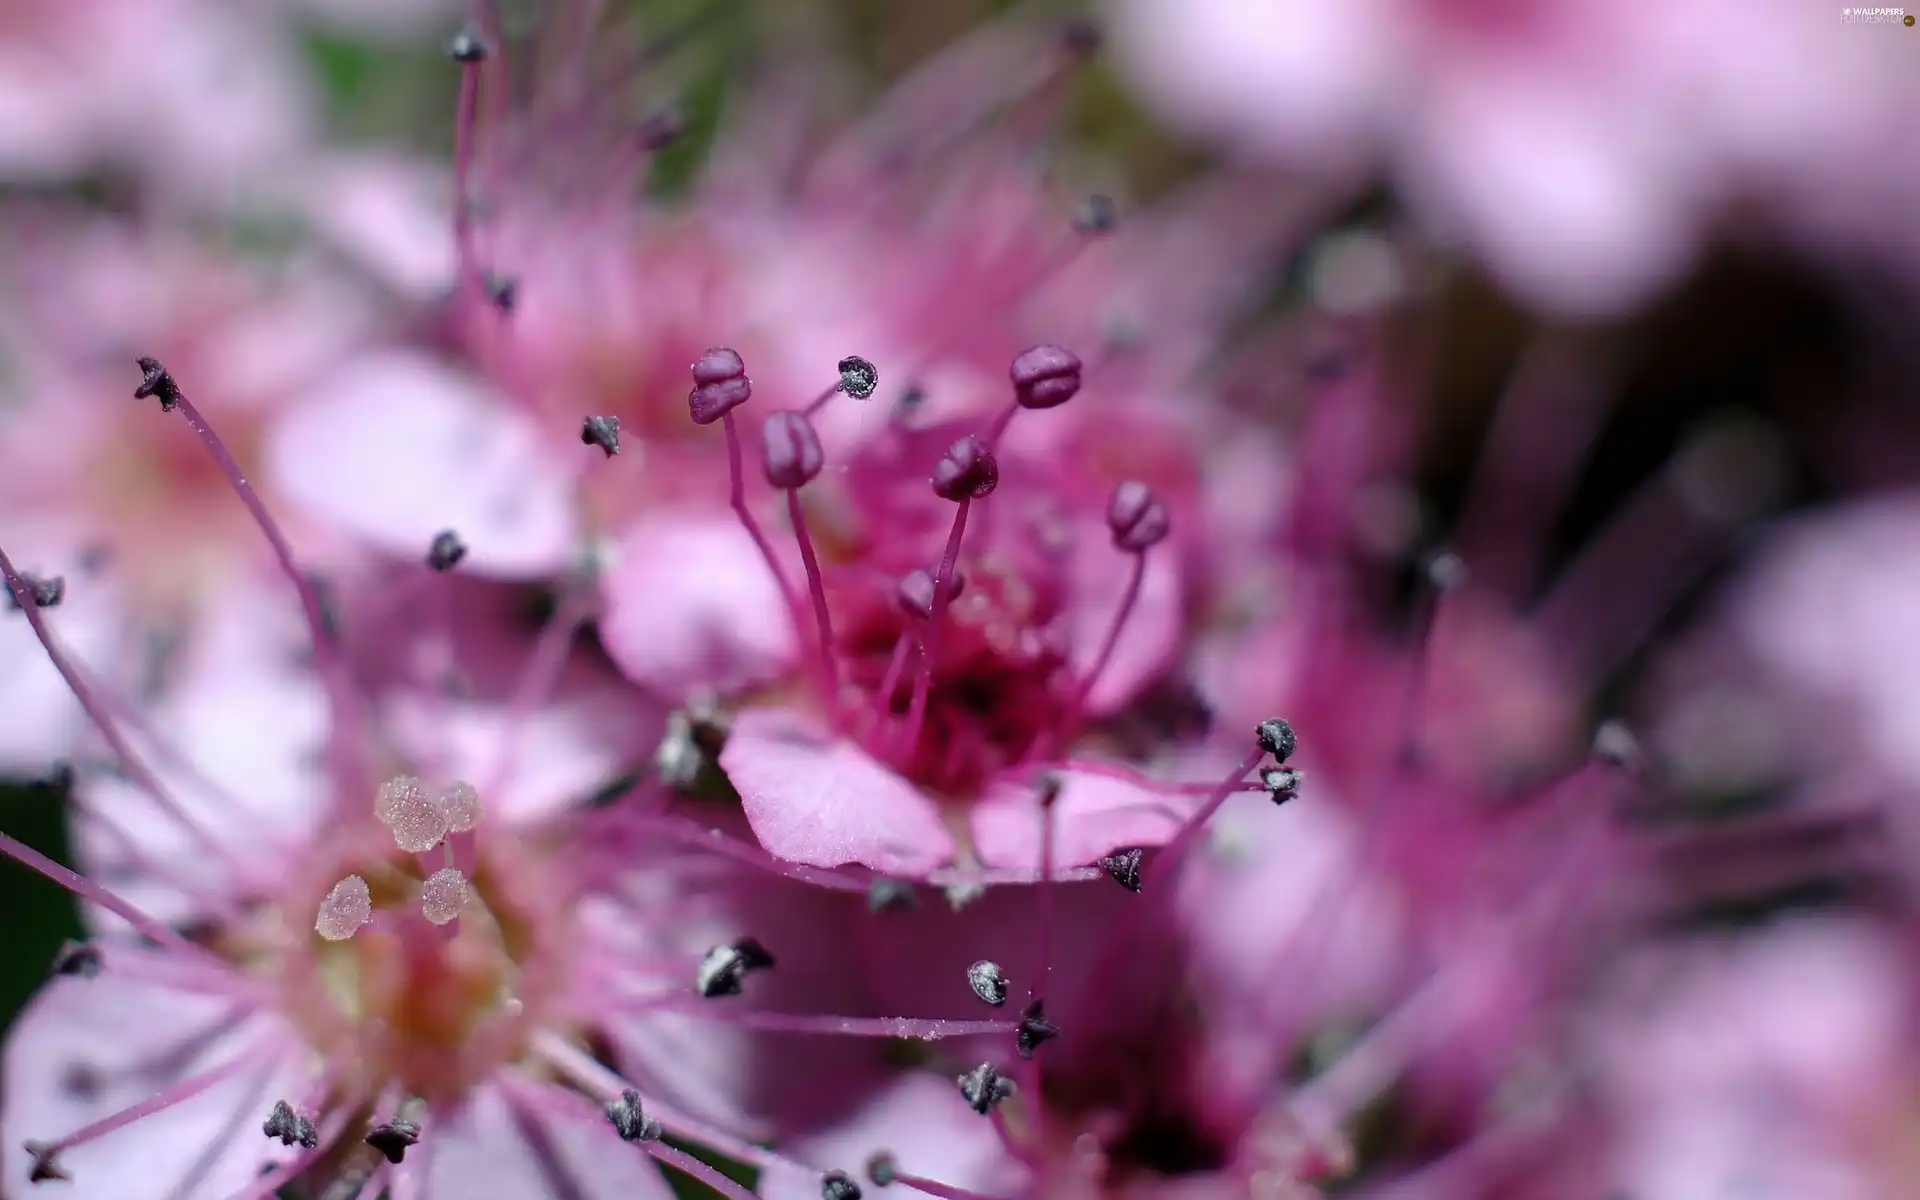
1106, 480, 1171, 552
1423, 548, 1468, 592
605, 1089, 662, 1142
133, 356, 181, 411
581, 415, 622, 458
1261, 767, 1303, 805
762, 411, 825, 489
1060, 18, 1103, 55
1098, 847, 1144, 893
25, 1141, 69, 1184
866, 1152, 898, 1187
697, 937, 776, 998
895, 566, 967, 619
956, 1062, 1015, 1114
867, 877, 918, 913
364, 1120, 420, 1164
426, 530, 468, 572
931, 435, 999, 501
1074, 194, 1118, 234
264, 1099, 319, 1149
837, 356, 880, 400
822, 1169, 863, 1200
1009, 344, 1082, 410
1015, 1000, 1059, 1059
1256, 718, 1298, 763
896, 386, 926, 413
689, 347, 752, 425
1593, 720, 1642, 770
5, 572, 64, 611
966, 960, 1008, 1007
447, 22, 490, 62
483, 273, 519, 313
51, 940, 100, 979
636, 106, 689, 152
305, 572, 342, 640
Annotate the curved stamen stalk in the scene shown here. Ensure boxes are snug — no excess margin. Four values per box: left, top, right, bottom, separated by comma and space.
0, 543, 258, 880
901, 496, 971, 758
648, 1003, 1019, 1040
134, 362, 367, 795
0, 827, 229, 967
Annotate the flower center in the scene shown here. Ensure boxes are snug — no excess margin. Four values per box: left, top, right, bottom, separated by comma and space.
268, 777, 572, 1104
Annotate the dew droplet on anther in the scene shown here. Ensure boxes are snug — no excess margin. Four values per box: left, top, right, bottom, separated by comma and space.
437, 780, 482, 832
316, 875, 373, 941
967, 960, 1008, 1007
420, 868, 471, 925
837, 356, 879, 400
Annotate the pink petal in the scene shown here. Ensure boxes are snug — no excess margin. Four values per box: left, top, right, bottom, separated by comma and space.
1065, 514, 1184, 714
2, 976, 305, 1199
427, 1084, 675, 1200
265, 352, 577, 578
968, 764, 1187, 869
600, 510, 797, 698
72, 580, 329, 928
761, 1074, 1022, 1200
720, 708, 955, 874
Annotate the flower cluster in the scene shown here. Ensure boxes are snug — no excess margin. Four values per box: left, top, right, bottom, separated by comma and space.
2, 2, 1918, 1198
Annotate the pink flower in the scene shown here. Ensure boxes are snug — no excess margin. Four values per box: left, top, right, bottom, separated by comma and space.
0, 365, 989, 1199
0, 0, 314, 200
1108, 0, 1918, 316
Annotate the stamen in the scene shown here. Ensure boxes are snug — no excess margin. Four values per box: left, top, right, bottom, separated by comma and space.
316, 874, 373, 941
23, 1044, 274, 1175
262, 1099, 319, 1148
364, 1119, 421, 1165
530, 1029, 832, 1184
1008, 344, 1083, 411
902, 436, 998, 757
1097, 848, 1143, 892
484, 273, 518, 313
580, 415, 622, 458
605, 1089, 661, 1142
823, 1169, 864, 1200
967, 960, 1008, 1007
51, 940, 102, 979
2, 571, 63, 609
1262, 767, 1304, 804
419, 867, 471, 925
0, 542, 255, 877
895, 567, 966, 619
378, 776, 450, 853
448, 22, 489, 297
426, 530, 468, 572
662, 1008, 1016, 1040
1013, 1000, 1058, 1060
438, 780, 482, 832
687, 349, 804, 641
0, 828, 221, 965
695, 938, 776, 998
837, 357, 880, 401
762, 410, 839, 704
1073, 193, 1119, 234
867, 1153, 1010, 1200
868, 877, 918, 911
1140, 722, 1295, 894
955, 1062, 1015, 1115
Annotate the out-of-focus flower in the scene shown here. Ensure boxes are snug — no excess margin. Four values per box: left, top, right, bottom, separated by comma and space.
0, 0, 314, 200
0, 214, 375, 771
1107, 0, 1917, 316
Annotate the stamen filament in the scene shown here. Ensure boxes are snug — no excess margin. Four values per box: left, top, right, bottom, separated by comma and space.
0, 543, 256, 878
654, 1005, 1018, 1040
901, 497, 971, 758
163, 390, 366, 793
482, 579, 593, 797
1139, 746, 1269, 894
452, 50, 483, 296
787, 489, 841, 708
0, 829, 227, 966
530, 1030, 829, 1183
886, 1165, 1002, 1200
722, 410, 804, 639
1071, 549, 1147, 715
31, 1042, 275, 1158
